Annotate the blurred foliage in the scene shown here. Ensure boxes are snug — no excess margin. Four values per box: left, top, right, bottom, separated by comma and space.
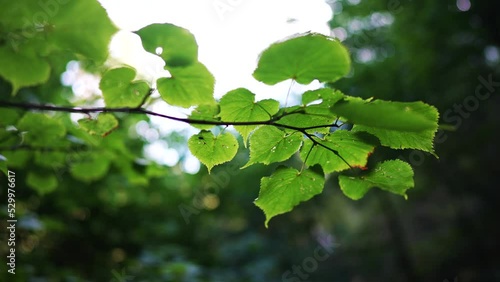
1, 0, 499, 282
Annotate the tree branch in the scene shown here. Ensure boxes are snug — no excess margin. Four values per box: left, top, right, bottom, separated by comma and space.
0, 101, 338, 130
0, 100, 352, 168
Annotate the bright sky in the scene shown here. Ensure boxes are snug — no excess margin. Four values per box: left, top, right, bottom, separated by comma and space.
93, 0, 335, 173
99, 0, 333, 99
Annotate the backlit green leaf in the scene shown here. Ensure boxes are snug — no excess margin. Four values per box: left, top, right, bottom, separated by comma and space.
253, 32, 350, 85
189, 104, 220, 130
300, 130, 377, 173
339, 160, 414, 200
302, 88, 345, 106
331, 99, 437, 132
219, 88, 279, 145
276, 106, 335, 134
242, 126, 302, 168
157, 62, 215, 108
0, 1, 39, 28
0, 47, 50, 94
136, 23, 198, 67
100, 67, 150, 107
78, 113, 119, 137
47, 0, 117, 62
17, 113, 66, 146
0, 0, 116, 92
354, 126, 436, 154
255, 167, 324, 227
352, 102, 439, 154
188, 131, 238, 173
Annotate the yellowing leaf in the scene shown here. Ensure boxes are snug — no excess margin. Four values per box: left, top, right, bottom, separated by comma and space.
339, 160, 414, 200
300, 130, 377, 173
78, 113, 119, 137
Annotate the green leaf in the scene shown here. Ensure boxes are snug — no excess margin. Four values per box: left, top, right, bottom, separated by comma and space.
253, 32, 351, 85
338, 160, 414, 200
353, 126, 436, 154
219, 88, 279, 145
157, 62, 215, 108
27, 171, 58, 195
34, 151, 66, 169
0, 47, 50, 94
331, 99, 438, 132
0, 0, 116, 62
1, 151, 31, 168
242, 126, 302, 168
0, 108, 21, 126
302, 88, 345, 106
48, 0, 117, 62
70, 155, 111, 182
352, 102, 439, 154
17, 113, 66, 146
0, 0, 116, 92
300, 130, 377, 173
0, 1, 39, 28
255, 167, 324, 227
277, 106, 336, 134
100, 67, 150, 107
0, 128, 16, 146
136, 23, 198, 67
78, 113, 119, 137
188, 131, 238, 173
189, 104, 221, 130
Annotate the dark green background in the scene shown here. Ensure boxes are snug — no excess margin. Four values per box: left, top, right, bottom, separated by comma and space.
1, 0, 499, 281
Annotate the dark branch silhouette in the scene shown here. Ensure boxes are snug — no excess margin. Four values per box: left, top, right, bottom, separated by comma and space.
0, 100, 351, 168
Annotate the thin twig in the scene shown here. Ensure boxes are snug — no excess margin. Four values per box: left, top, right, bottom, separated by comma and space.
0, 100, 353, 168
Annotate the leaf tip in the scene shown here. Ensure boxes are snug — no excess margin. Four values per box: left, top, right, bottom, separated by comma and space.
240, 162, 250, 170
206, 165, 213, 174
264, 219, 270, 229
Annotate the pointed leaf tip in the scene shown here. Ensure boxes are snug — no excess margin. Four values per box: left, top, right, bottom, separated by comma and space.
339, 160, 414, 200
255, 167, 324, 227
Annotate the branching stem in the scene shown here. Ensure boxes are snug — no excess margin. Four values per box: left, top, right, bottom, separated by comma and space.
0, 100, 352, 168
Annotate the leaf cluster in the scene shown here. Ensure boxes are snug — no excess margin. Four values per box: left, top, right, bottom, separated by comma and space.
0, 1, 439, 227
